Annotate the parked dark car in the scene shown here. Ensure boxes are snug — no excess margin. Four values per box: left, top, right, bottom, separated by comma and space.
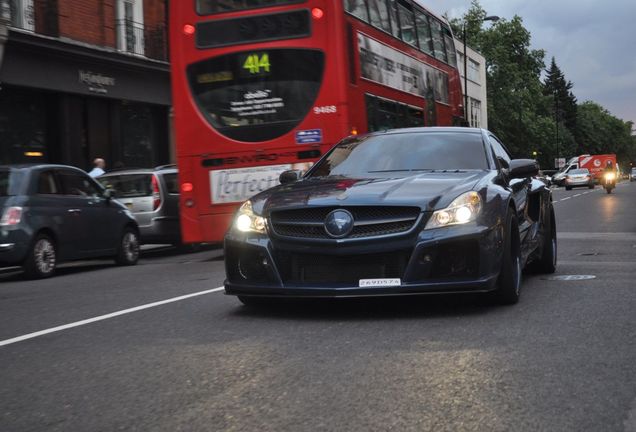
97, 165, 181, 244
0, 164, 140, 278
224, 127, 557, 305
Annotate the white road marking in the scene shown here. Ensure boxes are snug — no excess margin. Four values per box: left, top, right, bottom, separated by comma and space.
0, 286, 225, 348
574, 194, 581, 197
561, 197, 571, 201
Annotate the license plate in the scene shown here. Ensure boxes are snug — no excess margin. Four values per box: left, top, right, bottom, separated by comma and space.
359, 278, 401, 287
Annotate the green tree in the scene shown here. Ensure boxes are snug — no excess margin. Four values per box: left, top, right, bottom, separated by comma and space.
543, 57, 577, 133
575, 102, 634, 164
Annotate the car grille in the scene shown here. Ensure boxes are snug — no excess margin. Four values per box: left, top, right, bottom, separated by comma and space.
270, 206, 421, 239
275, 250, 411, 284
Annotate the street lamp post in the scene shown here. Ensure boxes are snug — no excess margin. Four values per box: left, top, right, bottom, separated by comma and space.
463, 15, 499, 126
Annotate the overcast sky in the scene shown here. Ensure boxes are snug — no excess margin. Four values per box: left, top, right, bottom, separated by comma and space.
427, 0, 636, 127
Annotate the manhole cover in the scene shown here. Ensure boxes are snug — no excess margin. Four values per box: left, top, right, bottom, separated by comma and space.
543, 275, 596, 281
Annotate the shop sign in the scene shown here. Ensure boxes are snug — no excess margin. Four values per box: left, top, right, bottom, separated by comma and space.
78, 70, 116, 95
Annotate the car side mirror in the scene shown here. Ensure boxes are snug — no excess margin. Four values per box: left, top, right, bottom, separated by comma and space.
279, 170, 302, 185
509, 159, 539, 179
103, 188, 115, 200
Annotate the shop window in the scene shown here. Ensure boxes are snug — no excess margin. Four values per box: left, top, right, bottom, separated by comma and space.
0, 87, 48, 164
120, 103, 156, 168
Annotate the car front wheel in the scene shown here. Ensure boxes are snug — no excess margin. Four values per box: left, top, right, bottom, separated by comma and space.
24, 233, 57, 279
533, 205, 557, 273
492, 212, 522, 305
115, 228, 139, 266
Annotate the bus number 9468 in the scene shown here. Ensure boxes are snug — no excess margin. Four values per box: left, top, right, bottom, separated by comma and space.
313, 105, 337, 114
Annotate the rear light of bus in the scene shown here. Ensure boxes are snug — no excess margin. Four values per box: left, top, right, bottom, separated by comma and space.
0, 206, 23, 226
350, 127, 358, 135
183, 24, 195, 35
181, 182, 194, 193
311, 8, 324, 19
152, 175, 161, 210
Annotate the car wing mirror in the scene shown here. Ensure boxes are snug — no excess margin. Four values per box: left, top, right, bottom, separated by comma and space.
279, 170, 302, 185
509, 159, 539, 179
103, 188, 116, 200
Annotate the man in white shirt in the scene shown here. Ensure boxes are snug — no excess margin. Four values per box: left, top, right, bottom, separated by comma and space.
88, 158, 106, 178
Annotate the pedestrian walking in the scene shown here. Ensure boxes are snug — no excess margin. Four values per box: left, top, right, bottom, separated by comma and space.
88, 158, 106, 178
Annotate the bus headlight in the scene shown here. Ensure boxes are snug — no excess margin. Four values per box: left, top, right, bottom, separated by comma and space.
425, 191, 482, 229
234, 200, 266, 233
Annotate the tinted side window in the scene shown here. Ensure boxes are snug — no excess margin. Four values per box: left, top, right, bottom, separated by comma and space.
368, 0, 391, 33
415, 11, 433, 56
59, 171, 102, 197
162, 173, 179, 194
344, 0, 368, 22
397, 1, 416, 47
430, 19, 447, 62
489, 135, 511, 168
37, 171, 60, 195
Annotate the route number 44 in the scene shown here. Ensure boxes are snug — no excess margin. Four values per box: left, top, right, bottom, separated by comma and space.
314, 105, 337, 114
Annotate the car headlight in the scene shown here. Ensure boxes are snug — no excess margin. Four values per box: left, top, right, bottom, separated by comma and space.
425, 191, 482, 230
234, 200, 266, 233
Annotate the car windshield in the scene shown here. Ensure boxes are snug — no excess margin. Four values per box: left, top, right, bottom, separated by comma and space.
0, 169, 25, 196
307, 132, 489, 178
569, 169, 589, 175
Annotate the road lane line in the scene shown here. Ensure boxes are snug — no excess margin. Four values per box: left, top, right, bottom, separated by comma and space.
574, 194, 581, 197
0, 286, 225, 348
561, 197, 571, 201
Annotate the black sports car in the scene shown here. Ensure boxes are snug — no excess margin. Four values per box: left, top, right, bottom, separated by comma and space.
224, 127, 557, 305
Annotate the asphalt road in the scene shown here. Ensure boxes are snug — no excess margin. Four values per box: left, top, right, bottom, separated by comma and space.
1, 181, 636, 431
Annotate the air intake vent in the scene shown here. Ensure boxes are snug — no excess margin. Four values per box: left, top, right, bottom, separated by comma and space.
196, 10, 311, 49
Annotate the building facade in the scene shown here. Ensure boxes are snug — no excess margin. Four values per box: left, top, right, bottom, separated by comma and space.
455, 39, 487, 129
0, 0, 170, 171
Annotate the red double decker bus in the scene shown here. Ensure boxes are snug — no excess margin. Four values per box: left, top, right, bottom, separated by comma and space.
170, 0, 464, 243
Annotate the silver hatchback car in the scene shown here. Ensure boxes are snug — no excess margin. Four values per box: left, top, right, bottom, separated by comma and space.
98, 165, 181, 245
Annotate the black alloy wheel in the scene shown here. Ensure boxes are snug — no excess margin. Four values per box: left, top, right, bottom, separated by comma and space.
533, 204, 557, 274
492, 211, 522, 305
23, 233, 57, 279
115, 228, 140, 266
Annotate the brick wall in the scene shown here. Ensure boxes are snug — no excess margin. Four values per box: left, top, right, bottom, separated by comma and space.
41, 0, 167, 58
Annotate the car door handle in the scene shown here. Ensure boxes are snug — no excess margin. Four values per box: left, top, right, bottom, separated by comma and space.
67, 209, 82, 214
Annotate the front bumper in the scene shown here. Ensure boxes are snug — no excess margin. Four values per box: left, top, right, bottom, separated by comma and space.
224, 223, 502, 298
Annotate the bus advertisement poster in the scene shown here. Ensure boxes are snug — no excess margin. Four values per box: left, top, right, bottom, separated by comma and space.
358, 33, 449, 104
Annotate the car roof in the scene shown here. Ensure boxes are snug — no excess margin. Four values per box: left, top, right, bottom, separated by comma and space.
371, 126, 485, 136
100, 166, 178, 176
0, 163, 87, 172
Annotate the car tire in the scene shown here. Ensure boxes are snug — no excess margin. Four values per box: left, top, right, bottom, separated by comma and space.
533, 205, 557, 274
114, 227, 140, 266
492, 211, 522, 305
565, 186, 571, 191
23, 233, 57, 279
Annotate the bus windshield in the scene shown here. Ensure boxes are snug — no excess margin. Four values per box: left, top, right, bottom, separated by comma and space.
187, 49, 324, 142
